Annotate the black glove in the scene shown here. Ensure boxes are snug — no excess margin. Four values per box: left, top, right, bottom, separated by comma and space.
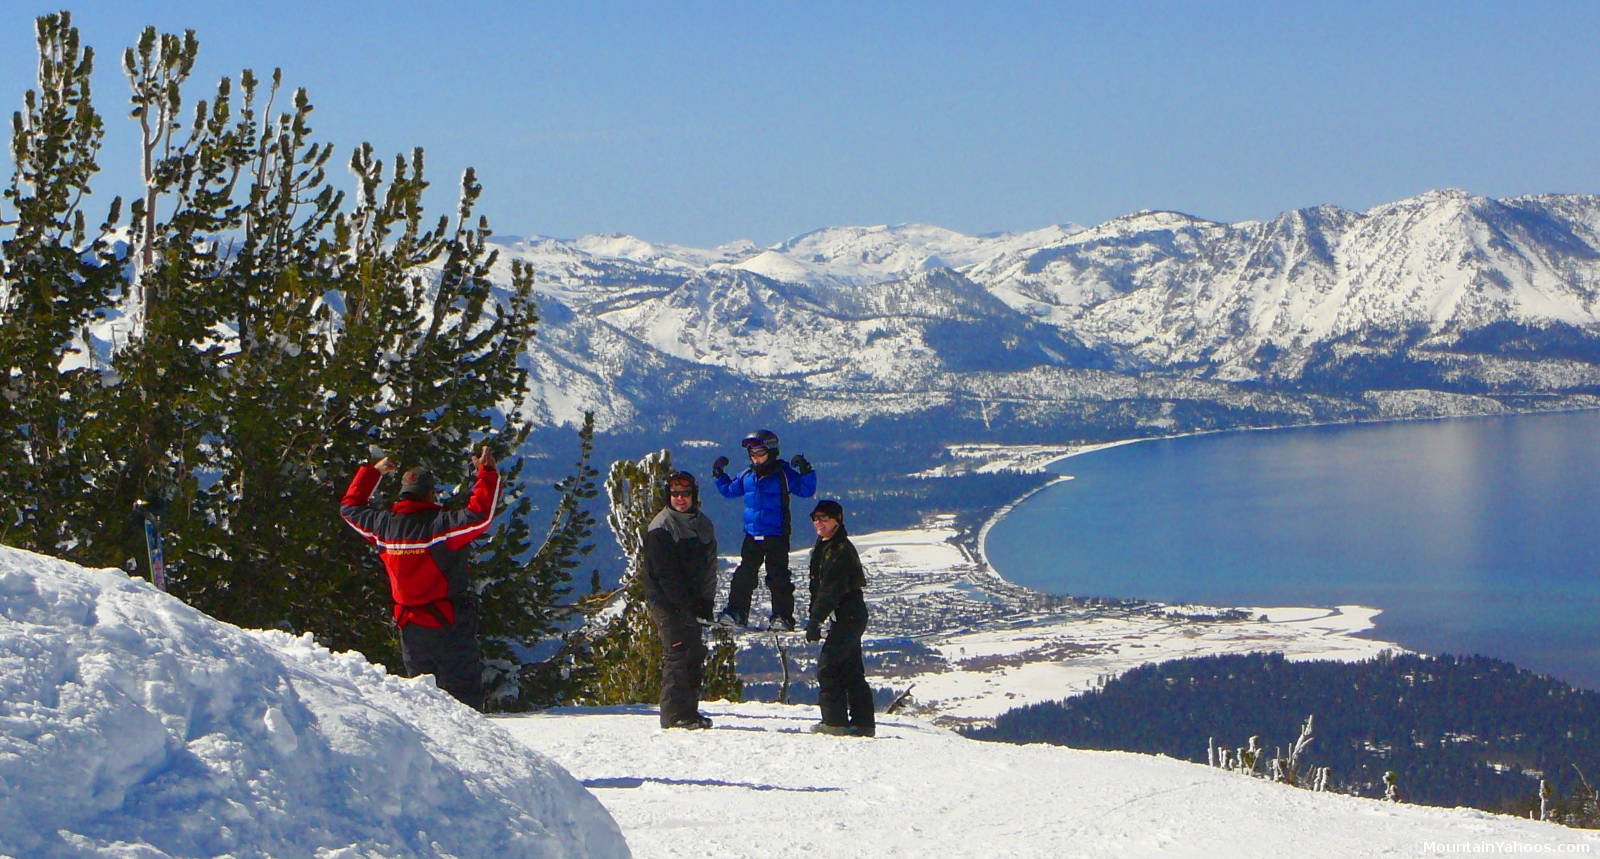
805, 620, 822, 642
697, 598, 714, 621
712, 456, 729, 479
791, 453, 812, 475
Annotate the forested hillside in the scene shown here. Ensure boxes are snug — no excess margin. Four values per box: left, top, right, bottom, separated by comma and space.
966, 651, 1600, 823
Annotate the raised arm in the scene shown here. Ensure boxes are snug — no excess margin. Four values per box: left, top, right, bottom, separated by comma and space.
340, 457, 394, 543
785, 461, 818, 498
442, 447, 501, 549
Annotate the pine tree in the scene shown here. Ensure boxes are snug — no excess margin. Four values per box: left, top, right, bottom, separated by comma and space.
90, 32, 363, 649
573, 449, 673, 705
2, 17, 567, 679
0, 12, 123, 557
103, 24, 553, 671
91, 24, 246, 594
479, 411, 601, 709
703, 627, 743, 703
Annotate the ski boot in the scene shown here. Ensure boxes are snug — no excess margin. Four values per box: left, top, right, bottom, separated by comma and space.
666, 713, 714, 730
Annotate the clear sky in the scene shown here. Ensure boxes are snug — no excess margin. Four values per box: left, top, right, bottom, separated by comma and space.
4, 1, 1600, 247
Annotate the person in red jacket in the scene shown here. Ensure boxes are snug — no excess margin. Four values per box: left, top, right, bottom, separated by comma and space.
341, 445, 500, 710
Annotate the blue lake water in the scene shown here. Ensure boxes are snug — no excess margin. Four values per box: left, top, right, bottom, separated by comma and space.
983, 410, 1600, 691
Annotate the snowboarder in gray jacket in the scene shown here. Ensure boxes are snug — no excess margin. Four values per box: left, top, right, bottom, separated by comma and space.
642, 471, 718, 729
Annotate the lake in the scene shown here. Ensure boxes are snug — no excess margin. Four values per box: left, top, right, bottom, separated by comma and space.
983, 410, 1600, 691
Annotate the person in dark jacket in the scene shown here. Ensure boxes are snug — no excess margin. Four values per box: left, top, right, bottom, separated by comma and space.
711, 429, 817, 630
340, 446, 499, 710
804, 499, 874, 738
643, 471, 719, 729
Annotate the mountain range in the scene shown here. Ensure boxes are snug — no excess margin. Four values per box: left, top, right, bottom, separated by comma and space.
485, 189, 1600, 437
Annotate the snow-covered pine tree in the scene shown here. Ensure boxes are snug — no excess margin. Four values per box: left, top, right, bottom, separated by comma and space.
1279, 714, 1315, 787
1240, 736, 1261, 775
0, 12, 123, 557
574, 450, 674, 705
703, 627, 743, 704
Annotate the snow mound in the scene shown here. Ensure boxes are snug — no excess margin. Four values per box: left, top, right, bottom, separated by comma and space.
0, 545, 628, 859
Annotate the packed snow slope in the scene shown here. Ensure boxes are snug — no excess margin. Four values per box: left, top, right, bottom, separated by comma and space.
5, 545, 1594, 858
0, 545, 627, 859
506, 704, 1600, 859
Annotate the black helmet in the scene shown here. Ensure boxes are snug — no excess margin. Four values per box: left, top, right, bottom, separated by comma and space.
741, 429, 780, 457
810, 499, 844, 522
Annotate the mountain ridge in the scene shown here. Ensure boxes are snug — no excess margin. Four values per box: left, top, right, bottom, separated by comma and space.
490, 190, 1600, 434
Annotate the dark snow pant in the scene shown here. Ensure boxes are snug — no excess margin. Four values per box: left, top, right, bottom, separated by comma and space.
817, 596, 873, 730
726, 533, 794, 621
399, 604, 486, 711
649, 603, 708, 727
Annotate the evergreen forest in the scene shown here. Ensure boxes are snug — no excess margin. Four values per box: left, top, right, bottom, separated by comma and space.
965, 651, 1600, 823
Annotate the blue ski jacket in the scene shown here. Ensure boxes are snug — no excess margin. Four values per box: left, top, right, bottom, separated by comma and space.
715, 460, 817, 537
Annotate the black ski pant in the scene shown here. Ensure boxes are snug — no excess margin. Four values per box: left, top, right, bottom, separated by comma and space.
649, 602, 707, 727
726, 533, 794, 622
817, 595, 873, 730
399, 603, 486, 711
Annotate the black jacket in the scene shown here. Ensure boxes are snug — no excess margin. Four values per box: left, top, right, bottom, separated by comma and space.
807, 525, 866, 626
640, 506, 718, 616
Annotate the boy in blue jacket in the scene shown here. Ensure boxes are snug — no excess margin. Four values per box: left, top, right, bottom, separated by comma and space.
711, 429, 817, 630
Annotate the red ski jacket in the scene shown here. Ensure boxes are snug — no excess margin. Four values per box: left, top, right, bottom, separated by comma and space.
340, 464, 500, 628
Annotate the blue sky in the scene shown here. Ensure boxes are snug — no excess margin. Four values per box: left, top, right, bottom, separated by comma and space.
4, 1, 1600, 246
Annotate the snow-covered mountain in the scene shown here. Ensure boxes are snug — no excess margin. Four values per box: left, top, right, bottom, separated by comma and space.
980, 191, 1600, 380
497, 190, 1600, 434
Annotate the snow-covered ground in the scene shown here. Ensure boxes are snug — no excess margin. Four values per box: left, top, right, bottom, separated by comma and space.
910, 439, 1142, 478
0, 545, 626, 859
905, 604, 1390, 722
504, 703, 1600, 859
4, 545, 1597, 857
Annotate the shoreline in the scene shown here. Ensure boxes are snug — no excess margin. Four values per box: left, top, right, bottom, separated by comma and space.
970, 403, 1600, 593
836, 516, 1403, 725
970, 436, 1151, 576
